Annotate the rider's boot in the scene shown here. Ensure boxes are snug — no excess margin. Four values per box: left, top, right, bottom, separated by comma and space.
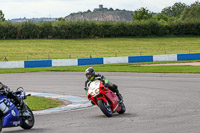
117, 93, 123, 104
115, 89, 123, 104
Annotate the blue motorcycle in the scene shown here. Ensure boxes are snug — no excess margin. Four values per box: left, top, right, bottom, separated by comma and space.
0, 87, 34, 132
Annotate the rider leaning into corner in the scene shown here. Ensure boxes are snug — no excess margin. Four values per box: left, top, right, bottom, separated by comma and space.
84, 67, 123, 103
0, 82, 30, 117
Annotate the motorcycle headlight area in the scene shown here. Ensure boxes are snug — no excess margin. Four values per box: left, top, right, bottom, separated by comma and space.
89, 87, 100, 97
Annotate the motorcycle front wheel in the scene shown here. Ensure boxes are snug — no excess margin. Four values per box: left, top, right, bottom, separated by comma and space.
97, 99, 112, 117
20, 104, 35, 130
0, 117, 2, 132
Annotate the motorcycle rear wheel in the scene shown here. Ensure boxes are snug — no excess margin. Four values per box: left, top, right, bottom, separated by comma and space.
97, 99, 112, 117
20, 104, 35, 130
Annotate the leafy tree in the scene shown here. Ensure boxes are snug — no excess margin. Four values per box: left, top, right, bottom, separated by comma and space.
53, 21, 71, 39
180, 1, 200, 20
20, 22, 40, 39
87, 10, 91, 12
4, 22, 18, 39
153, 13, 169, 22
57, 17, 65, 21
109, 8, 114, 11
40, 22, 53, 38
190, 1, 200, 7
132, 7, 153, 21
0, 10, 5, 21
161, 2, 187, 18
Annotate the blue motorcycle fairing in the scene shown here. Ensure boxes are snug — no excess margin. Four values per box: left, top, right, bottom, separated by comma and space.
0, 94, 23, 127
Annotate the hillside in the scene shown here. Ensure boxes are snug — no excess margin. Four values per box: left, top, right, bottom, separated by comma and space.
65, 5, 133, 21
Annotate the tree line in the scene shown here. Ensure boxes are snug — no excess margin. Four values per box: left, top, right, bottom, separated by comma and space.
133, 1, 200, 22
0, 1, 199, 39
0, 20, 199, 39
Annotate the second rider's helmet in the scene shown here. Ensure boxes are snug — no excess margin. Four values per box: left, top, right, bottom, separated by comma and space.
85, 67, 95, 80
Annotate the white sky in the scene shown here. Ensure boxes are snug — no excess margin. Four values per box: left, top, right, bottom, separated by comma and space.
0, 0, 196, 19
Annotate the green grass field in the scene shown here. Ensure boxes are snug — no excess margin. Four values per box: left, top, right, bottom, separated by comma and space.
0, 37, 200, 61
24, 96, 62, 111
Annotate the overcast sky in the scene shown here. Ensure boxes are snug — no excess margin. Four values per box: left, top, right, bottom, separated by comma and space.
0, 0, 196, 19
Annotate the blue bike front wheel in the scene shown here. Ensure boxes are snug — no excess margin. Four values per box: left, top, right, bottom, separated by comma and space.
0, 117, 2, 132
20, 104, 35, 130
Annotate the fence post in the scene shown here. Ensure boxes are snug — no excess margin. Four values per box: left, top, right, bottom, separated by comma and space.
3, 56, 8, 61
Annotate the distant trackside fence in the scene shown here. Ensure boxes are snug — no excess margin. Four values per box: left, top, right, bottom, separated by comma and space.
0, 53, 200, 69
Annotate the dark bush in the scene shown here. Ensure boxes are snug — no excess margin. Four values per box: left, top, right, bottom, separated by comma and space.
20, 22, 40, 39
40, 22, 53, 39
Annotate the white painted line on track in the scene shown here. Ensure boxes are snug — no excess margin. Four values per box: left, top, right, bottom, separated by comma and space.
28, 92, 92, 114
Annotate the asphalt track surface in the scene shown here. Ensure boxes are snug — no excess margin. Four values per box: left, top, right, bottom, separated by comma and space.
1, 72, 200, 133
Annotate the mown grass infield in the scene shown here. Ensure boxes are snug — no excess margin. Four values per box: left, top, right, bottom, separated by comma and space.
0, 37, 200, 61
24, 96, 63, 111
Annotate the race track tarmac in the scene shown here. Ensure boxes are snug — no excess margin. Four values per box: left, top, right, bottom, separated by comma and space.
1, 72, 200, 133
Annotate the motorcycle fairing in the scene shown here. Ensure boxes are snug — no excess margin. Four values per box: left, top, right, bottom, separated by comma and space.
0, 94, 22, 127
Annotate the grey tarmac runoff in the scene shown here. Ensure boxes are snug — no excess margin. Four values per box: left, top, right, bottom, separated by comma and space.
0, 72, 200, 133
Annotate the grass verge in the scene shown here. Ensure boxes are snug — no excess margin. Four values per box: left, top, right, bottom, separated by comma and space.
24, 96, 63, 111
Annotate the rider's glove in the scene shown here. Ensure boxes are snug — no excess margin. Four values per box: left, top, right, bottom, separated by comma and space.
0, 82, 8, 91
100, 75, 104, 80
84, 87, 88, 91
104, 83, 109, 87
0, 82, 4, 89
100, 76, 105, 84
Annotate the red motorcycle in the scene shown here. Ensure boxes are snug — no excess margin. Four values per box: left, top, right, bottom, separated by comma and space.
87, 80, 126, 117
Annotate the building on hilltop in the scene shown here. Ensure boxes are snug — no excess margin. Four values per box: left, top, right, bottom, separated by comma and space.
99, 5, 103, 9
94, 5, 108, 11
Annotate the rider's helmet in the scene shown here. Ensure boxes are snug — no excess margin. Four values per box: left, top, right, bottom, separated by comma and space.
85, 67, 95, 80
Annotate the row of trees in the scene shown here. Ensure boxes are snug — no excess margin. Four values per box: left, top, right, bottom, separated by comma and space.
0, 20, 199, 39
132, 1, 200, 22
